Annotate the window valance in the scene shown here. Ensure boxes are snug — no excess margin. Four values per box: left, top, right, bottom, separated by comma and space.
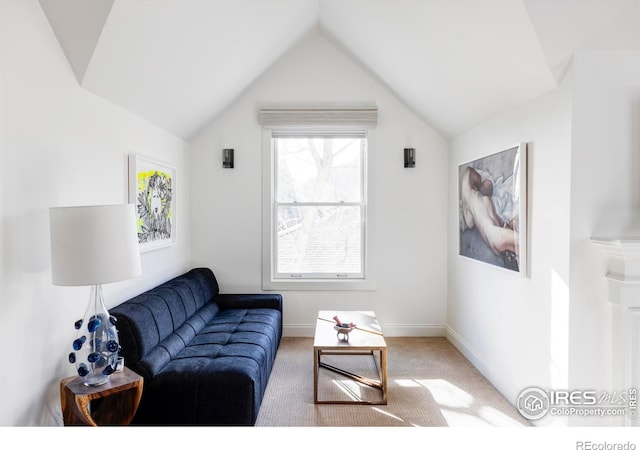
259, 105, 378, 128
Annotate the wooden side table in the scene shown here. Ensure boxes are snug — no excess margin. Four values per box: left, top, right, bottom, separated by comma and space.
60, 366, 144, 426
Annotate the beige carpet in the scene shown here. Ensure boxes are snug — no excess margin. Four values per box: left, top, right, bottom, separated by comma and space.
256, 337, 531, 427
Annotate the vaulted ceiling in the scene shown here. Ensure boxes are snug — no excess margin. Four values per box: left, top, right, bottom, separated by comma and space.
39, 0, 640, 140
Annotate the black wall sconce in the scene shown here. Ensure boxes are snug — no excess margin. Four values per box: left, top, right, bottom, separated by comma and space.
223, 148, 234, 168
404, 148, 415, 168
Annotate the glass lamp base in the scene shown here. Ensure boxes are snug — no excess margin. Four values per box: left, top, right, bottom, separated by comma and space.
68, 285, 120, 386
82, 373, 110, 387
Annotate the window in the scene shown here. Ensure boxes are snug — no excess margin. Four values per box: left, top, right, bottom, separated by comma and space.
260, 106, 377, 290
273, 132, 366, 279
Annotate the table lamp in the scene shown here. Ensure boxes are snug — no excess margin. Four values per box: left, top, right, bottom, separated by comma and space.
49, 204, 142, 386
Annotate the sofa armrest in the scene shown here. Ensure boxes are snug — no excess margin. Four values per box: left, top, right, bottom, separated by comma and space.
215, 293, 283, 313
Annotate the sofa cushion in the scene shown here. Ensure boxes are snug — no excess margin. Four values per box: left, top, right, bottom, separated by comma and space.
133, 356, 260, 425
111, 268, 220, 379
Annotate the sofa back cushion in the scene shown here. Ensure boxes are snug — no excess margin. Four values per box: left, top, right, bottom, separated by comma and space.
111, 268, 220, 379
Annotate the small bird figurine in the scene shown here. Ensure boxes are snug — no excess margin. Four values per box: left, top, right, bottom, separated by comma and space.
333, 315, 356, 328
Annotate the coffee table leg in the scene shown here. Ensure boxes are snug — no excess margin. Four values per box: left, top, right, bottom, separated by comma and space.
380, 348, 388, 404
314, 348, 319, 404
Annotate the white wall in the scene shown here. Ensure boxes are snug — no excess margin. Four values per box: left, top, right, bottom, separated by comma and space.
568, 51, 640, 426
447, 70, 573, 425
447, 50, 640, 428
189, 31, 449, 337
0, 1, 191, 426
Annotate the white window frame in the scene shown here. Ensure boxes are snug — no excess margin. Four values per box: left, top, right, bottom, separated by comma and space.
261, 123, 377, 291
272, 131, 366, 280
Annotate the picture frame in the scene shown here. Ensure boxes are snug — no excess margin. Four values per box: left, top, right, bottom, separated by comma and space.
128, 154, 176, 252
458, 143, 527, 275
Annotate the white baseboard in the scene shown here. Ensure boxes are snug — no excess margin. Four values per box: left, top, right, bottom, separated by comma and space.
445, 326, 488, 373
283, 323, 447, 338
445, 325, 520, 410
282, 325, 315, 337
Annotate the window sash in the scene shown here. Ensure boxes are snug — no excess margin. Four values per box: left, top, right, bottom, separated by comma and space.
274, 204, 364, 279
274, 132, 365, 203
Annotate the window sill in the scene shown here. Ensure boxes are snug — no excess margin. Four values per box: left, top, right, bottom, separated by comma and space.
262, 277, 376, 291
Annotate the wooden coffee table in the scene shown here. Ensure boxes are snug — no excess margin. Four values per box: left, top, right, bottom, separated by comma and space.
313, 310, 387, 404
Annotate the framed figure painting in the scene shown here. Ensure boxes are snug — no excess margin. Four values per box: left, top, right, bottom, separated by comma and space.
128, 154, 176, 252
458, 143, 527, 275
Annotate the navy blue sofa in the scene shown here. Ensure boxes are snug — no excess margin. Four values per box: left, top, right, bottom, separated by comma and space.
109, 268, 282, 426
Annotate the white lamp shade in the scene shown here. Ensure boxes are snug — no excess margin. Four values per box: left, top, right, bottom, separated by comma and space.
49, 204, 142, 286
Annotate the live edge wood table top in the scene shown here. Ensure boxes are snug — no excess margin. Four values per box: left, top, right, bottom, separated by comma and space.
60, 366, 143, 426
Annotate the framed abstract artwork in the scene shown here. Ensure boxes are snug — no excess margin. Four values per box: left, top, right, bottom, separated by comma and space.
458, 143, 527, 275
128, 154, 176, 252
